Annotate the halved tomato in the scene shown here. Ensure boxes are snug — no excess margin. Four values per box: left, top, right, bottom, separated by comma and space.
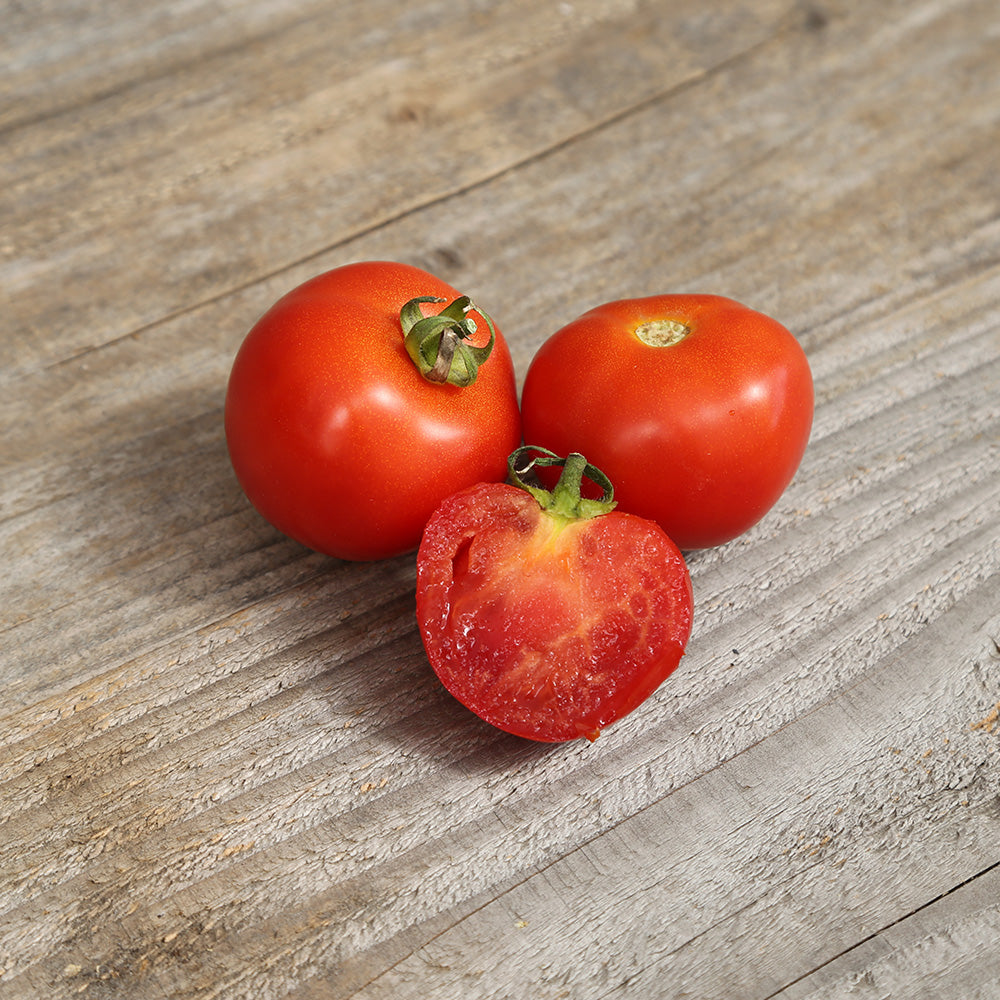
416, 448, 694, 742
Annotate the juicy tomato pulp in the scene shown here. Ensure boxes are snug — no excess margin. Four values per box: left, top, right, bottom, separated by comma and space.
416, 483, 693, 742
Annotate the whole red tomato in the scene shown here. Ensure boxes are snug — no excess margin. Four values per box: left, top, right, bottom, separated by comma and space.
225, 261, 521, 560
417, 447, 693, 742
520, 295, 813, 549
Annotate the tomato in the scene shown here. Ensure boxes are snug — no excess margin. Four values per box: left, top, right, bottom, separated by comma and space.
225, 261, 521, 560
416, 448, 693, 742
520, 294, 813, 549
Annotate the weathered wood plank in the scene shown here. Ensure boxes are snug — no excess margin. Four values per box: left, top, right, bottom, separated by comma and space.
2, 324, 996, 988
4, 0, 997, 707
2, 0, 790, 377
339, 589, 1000, 999
2, 0, 999, 995
775, 864, 1000, 999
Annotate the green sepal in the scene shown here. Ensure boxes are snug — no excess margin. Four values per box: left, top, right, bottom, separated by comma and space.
401, 295, 496, 387
507, 446, 617, 521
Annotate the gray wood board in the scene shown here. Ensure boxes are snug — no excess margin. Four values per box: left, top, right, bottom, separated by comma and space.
2, 0, 999, 996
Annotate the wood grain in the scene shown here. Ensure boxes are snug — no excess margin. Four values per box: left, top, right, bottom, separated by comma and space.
2, 0, 999, 996
4, 0, 789, 376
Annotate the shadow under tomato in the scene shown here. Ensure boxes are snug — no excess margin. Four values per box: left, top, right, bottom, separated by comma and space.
368, 640, 589, 780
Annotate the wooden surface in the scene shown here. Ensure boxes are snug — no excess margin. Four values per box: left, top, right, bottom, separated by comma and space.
3, 0, 999, 996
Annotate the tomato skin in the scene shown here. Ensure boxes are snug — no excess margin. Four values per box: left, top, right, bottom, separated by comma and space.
416, 482, 693, 742
520, 295, 813, 549
224, 261, 521, 560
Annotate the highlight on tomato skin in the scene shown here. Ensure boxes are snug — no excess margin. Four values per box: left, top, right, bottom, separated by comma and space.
415, 448, 694, 743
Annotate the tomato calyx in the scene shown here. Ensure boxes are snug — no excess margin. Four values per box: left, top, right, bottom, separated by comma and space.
507, 445, 617, 521
401, 295, 496, 387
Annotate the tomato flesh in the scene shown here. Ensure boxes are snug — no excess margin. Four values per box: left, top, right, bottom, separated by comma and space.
417, 483, 693, 742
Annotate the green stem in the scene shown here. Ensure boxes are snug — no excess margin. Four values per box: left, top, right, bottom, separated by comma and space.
400, 295, 496, 387
507, 446, 616, 520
